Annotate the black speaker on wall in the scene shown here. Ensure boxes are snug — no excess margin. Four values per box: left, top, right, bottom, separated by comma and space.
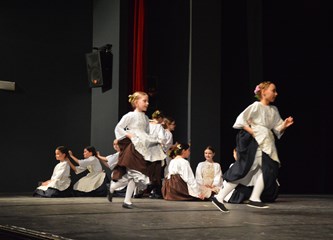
85, 46, 113, 91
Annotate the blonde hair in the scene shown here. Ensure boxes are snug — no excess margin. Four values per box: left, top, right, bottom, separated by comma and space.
254, 81, 273, 100
128, 91, 148, 109
152, 110, 164, 120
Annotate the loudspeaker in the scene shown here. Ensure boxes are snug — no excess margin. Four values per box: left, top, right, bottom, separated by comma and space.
85, 50, 113, 89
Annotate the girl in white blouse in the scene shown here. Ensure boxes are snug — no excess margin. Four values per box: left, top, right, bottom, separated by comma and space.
146, 110, 167, 199
211, 81, 294, 212
68, 146, 108, 197
162, 116, 177, 178
33, 146, 72, 197
162, 143, 208, 200
112, 91, 166, 208
195, 146, 223, 198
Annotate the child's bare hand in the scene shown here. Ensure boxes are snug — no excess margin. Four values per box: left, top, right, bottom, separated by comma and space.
284, 116, 294, 128
198, 193, 206, 200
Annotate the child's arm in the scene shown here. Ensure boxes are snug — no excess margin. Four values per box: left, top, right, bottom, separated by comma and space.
96, 151, 110, 169
68, 150, 80, 164
96, 151, 108, 161
243, 126, 254, 136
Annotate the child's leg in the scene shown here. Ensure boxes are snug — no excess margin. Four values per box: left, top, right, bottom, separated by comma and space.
110, 179, 128, 193
124, 179, 136, 205
249, 172, 264, 202
215, 182, 238, 202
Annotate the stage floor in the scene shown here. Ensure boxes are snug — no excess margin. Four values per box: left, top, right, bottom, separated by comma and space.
0, 194, 332, 240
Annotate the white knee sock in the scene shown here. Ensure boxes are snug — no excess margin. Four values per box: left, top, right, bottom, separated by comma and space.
124, 179, 136, 205
110, 180, 128, 193
215, 182, 238, 202
249, 173, 264, 202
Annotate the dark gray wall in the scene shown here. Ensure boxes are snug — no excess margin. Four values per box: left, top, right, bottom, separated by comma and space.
0, 1, 93, 192
90, 0, 122, 155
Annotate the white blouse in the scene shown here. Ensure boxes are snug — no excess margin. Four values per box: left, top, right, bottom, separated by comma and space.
74, 156, 106, 192
167, 157, 201, 197
233, 101, 285, 162
106, 152, 119, 170
37, 161, 71, 191
163, 130, 173, 153
149, 121, 167, 146
76, 156, 103, 174
195, 161, 223, 188
115, 111, 166, 161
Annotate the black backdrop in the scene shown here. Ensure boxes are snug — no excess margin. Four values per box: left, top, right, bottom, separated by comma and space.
0, 0, 93, 192
145, 0, 332, 194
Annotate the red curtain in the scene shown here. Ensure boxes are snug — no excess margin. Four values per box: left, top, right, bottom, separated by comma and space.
132, 0, 145, 92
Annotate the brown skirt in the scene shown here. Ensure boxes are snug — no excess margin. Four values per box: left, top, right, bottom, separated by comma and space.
112, 137, 162, 184
162, 174, 196, 201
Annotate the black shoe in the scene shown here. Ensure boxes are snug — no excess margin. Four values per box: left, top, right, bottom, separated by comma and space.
106, 183, 112, 202
107, 190, 113, 202
122, 202, 134, 209
149, 193, 163, 199
211, 197, 229, 213
247, 200, 269, 209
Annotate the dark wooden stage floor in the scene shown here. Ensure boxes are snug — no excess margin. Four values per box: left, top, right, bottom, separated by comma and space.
0, 194, 332, 240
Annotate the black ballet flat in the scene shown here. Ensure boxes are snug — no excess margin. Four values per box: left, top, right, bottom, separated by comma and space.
122, 202, 134, 209
107, 190, 113, 202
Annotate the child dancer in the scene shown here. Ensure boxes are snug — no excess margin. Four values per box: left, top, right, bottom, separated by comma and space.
112, 91, 166, 208
33, 146, 72, 197
97, 139, 121, 174
147, 109, 167, 199
162, 143, 207, 200
162, 116, 177, 178
68, 146, 108, 197
97, 139, 127, 201
195, 146, 223, 198
211, 81, 294, 212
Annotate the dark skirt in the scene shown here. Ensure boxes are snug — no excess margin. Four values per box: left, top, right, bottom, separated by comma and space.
227, 185, 253, 203
113, 137, 162, 185
228, 179, 279, 204
225, 130, 280, 203
162, 174, 197, 201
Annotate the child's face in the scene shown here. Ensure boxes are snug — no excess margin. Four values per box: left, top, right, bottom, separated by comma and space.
55, 149, 66, 161
183, 148, 191, 158
83, 149, 93, 158
168, 121, 176, 131
262, 83, 278, 103
156, 117, 164, 124
113, 142, 120, 152
135, 95, 149, 112
204, 149, 214, 161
